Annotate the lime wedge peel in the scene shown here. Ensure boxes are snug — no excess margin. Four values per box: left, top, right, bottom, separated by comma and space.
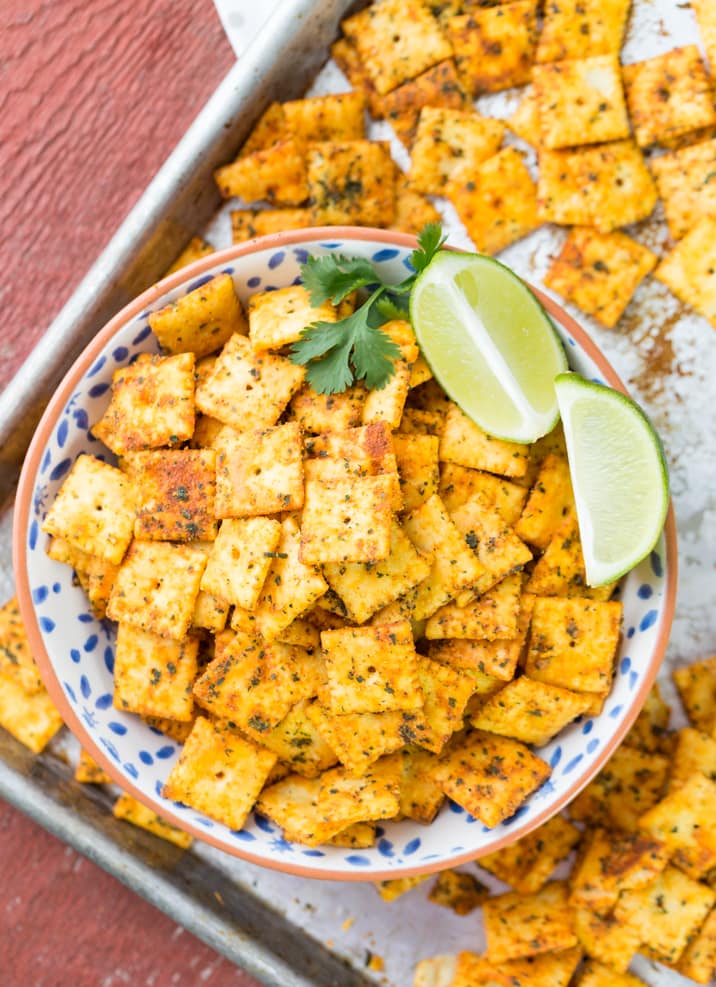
410, 251, 568, 443
555, 373, 670, 586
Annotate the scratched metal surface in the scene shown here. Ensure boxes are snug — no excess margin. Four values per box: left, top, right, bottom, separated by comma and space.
1, 0, 714, 985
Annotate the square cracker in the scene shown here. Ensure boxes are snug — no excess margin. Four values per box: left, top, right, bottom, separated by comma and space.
214, 139, 309, 205
163, 716, 277, 832
390, 180, 443, 237
654, 217, 716, 328
392, 433, 440, 513
282, 91, 365, 142
577, 962, 654, 987
287, 384, 367, 434
425, 571, 523, 641
651, 138, 716, 240
0, 597, 43, 695
321, 620, 422, 715
478, 814, 580, 894
251, 209, 314, 237
300, 472, 393, 565
437, 729, 551, 827
131, 449, 218, 542
330, 38, 383, 119
544, 227, 657, 328
428, 870, 489, 916
237, 102, 285, 158
42, 455, 136, 566
215, 422, 304, 518
525, 596, 622, 694
0, 671, 64, 754
470, 675, 592, 746
448, 147, 539, 255
380, 59, 470, 147
440, 403, 530, 478
537, 140, 658, 232
626, 682, 671, 754
672, 654, 716, 732
192, 589, 229, 633
200, 517, 281, 610
408, 107, 505, 195
149, 273, 246, 359
306, 703, 426, 775
398, 746, 445, 824
256, 774, 349, 847
241, 700, 337, 778
445, 3, 538, 96
113, 794, 193, 850
483, 881, 577, 962
677, 907, 716, 984
514, 453, 574, 549
316, 756, 402, 826
307, 140, 396, 226
195, 333, 304, 431
165, 236, 214, 276
569, 744, 669, 832
75, 748, 112, 784
507, 85, 542, 147
536, 0, 631, 63
451, 948, 581, 987
107, 541, 207, 640
569, 827, 669, 913
693, 0, 716, 73
622, 46, 716, 148
439, 463, 527, 524
574, 909, 641, 973
525, 514, 615, 601
113, 624, 198, 721
323, 521, 431, 624
639, 772, 716, 879
248, 285, 338, 352
534, 54, 629, 149
415, 655, 476, 753
341, 0, 453, 96
448, 498, 533, 594
92, 353, 195, 456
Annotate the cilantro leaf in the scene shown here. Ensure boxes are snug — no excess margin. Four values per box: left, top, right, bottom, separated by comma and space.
375, 294, 410, 321
409, 222, 447, 276
301, 254, 378, 306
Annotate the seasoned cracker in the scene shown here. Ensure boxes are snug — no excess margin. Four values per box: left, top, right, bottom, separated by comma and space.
163, 716, 276, 831
672, 653, 716, 733
42, 455, 136, 566
445, 2, 538, 96
483, 881, 577, 962
200, 517, 281, 610
536, 0, 631, 62
625, 681, 671, 753
214, 139, 309, 205
282, 91, 366, 142
376, 874, 432, 902
693, 0, 716, 72
514, 453, 574, 548
113, 624, 198, 721
248, 284, 337, 352
113, 793, 192, 849
639, 771, 716, 879
544, 227, 657, 328
288, 383, 367, 434
165, 236, 214, 276
440, 404, 530, 477
192, 589, 229, 633
362, 355, 413, 429
237, 102, 286, 158
131, 449, 218, 542
149, 273, 246, 359
428, 870, 489, 915
573, 908, 641, 973
230, 209, 259, 243
307, 140, 396, 226
478, 814, 580, 894
398, 746, 446, 824
654, 216, 716, 328
409, 107, 505, 194
241, 700, 337, 778
330, 38, 383, 118
650, 138, 716, 240
623, 45, 716, 148
327, 821, 377, 849
677, 906, 716, 984
448, 147, 539, 255
537, 140, 658, 232
381, 59, 470, 147
507, 85, 542, 147
0, 597, 43, 695
316, 756, 402, 826
525, 514, 615, 600
300, 472, 393, 565
668, 727, 716, 792
439, 463, 528, 524
307, 704, 426, 775
0, 672, 64, 754
575, 962, 648, 987
215, 422, 304, 517
256, 774, 349, 847
569, 827, 669, 913
415, 655, 477, 754
75, 748, 111, 784
449, 497, 532, 593
393, 433, 440, 513
341, 0, 454, 96
252, 208, 314, 237
470, 675, 592, 746
569, 744, 669, 832
452, 948, 582, 987
426, 571, 522, 641
144, 715, 195, 744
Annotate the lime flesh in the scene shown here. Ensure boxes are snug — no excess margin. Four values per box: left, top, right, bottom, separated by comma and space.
555, 373, 670, 586
410, 251, 567, 443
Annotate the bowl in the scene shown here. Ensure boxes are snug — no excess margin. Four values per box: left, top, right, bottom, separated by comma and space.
14, 228, 677, 880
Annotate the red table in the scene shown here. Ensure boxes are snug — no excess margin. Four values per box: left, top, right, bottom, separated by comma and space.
2, 2, 260, 983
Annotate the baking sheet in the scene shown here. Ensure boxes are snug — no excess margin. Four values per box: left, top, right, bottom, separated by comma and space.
1, 0, 715, 985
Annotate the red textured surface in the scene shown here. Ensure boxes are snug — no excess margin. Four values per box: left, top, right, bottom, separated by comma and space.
1, 2, 260, 984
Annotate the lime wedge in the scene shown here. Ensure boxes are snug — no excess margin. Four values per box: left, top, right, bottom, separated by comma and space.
410, 251, 567, 443
555, 373, 669, 586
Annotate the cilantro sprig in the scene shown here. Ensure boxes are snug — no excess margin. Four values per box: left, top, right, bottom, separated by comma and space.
289, 223, 446, 395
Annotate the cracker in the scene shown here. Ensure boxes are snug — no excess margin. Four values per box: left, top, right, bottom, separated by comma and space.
525, 514, 615, 600
439, 463, 528, 524
376, 875, 432, 902
622, 45, 716, 148
306, 704, 426, 775
654, 216, 716, 328
306, 420, 395, 462
214, 139, 308, 205
614, 865, 715, 965
381, 59, 470, 147
300, 472, 393, 565
398, 746, 446, 823
448, 147, 539, 255
327, 822, 377, 849
163, 716, 276, 831
544, 227, 657, 328
483, 881, 577, 962
323, 521, 432, 624
165, 236, 214, 276
625, 682, 671, 754
316, 756, 402, 826
237, 102, 286, 157
42, 455, 136, 566
536, 0, 631, 62
149, 273, 246, 359
191, 413, 224, 449
402, 494, 486, 621
75, 748, 111, 784
113, 793, 192, 849
248, 284, 337, 352
107, 541, 207, 640
131, 449, 217, 542
669, 727, 716, 792
534, 54, 629, 149
569, 827, 669, 913
672, 654, 716, 732
307, 140, 396, 226
230, 209, 259, 243
215, 422, 304, 518
650, 138, 716, 240
288, 383, 367, 434
537, 140, 658, 232
192, 590, 229, 633
478, 814, 580, 894
437, 729, 551, 826
195, 333, 304, 431
92, 352, 196, 456
426, 571, 522, 641
321, 620, 422, 715
507, 85, 542, 147
399, 408, 444, 436
392, 433, 440, 514
573, 908, 641, 973
428, 870, 489, 915
677, 906, 716, 984
0, 672, 64, 754
144, 715, 196, 743
514, 453, 574, 548
256, 774, 349, 847
0, 597, 43, 695
330, 38, 383, 118
252, 208, 314, 237
241, 700, 337, 778
470, 675, 592, 746
639, 771, 716, 879
200, 517, 282, 610
524, 597, 622, 694
448, 498, 532, 594
113, 624, 198, 721
452, 948, 582, 987
341, 0, 454, 96
417, 656, 476, 754
693, 0, 716, 72
282, 91, 366, 142
409, 107, 505, 194
445, 2, 538, 96
575, 963, 649, 987
440, 404, 530, 477
362, 356, 413, 429
569, 744, 669, 832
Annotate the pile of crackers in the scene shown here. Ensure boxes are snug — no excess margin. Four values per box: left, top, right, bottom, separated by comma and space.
411, 659, 716, 986
193, 0, 716, 331
33, 264, 626, 847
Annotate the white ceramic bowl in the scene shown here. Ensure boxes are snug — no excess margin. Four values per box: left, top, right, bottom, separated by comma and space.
14, 228, 677, 880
